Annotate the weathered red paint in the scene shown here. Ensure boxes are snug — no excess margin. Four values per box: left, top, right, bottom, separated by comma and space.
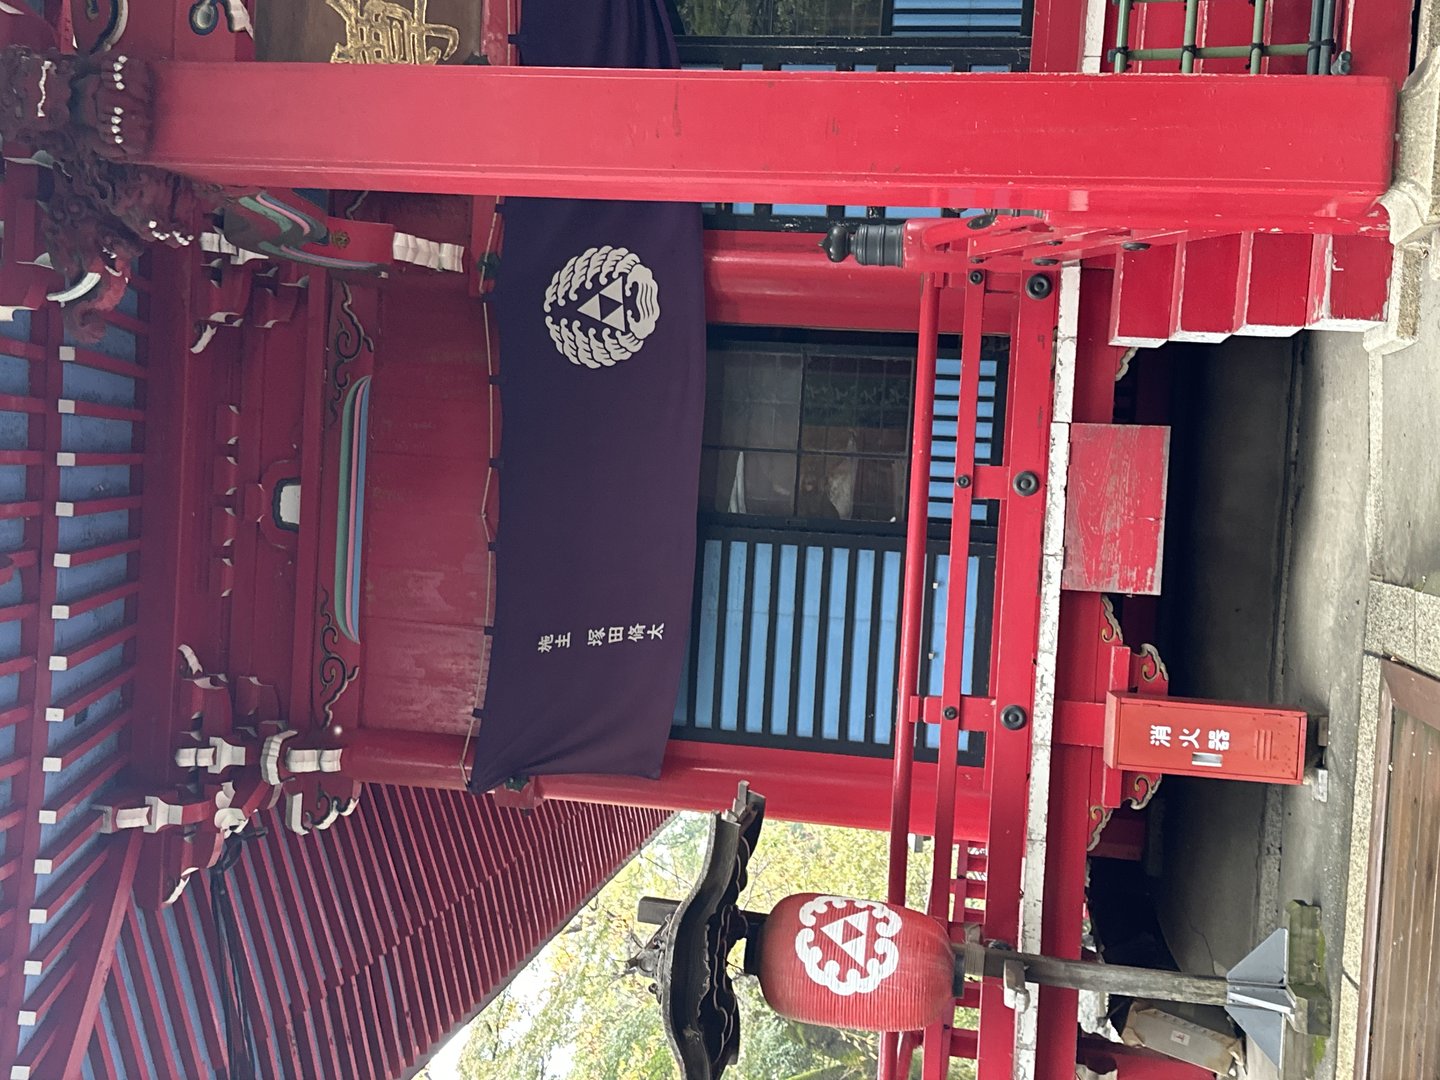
1324, 235, 1395, 325
1062, 424, 1171, 595
358, 272, 497, 736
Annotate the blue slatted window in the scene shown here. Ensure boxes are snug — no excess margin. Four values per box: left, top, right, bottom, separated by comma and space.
892, 0, 1027, 34
675, 331, 1005, 761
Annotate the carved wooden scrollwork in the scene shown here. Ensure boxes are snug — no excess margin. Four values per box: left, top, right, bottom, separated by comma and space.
1, 41, 213, 342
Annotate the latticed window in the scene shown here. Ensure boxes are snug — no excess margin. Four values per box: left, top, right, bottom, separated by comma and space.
671, 0, 1031, 52
700, 340, 913, 526
675, 0, 886, 36
676, 328, 1003, 762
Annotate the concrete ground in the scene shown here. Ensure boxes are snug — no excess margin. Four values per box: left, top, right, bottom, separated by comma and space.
1136, 274, 1440, 1079
1147, 337, 1299, 983
1267, 328, 1375, 1080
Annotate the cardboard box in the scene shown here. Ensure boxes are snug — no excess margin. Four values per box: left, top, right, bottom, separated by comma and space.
1120, 1000, 1243, 1074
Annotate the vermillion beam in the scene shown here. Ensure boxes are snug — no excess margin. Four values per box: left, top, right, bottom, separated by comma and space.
142, 64, 1395, 229
339, 729, 990, 833
702, 232, 1015, 335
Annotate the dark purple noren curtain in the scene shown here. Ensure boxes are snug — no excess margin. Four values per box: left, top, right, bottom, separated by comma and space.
468, 0, 703, 793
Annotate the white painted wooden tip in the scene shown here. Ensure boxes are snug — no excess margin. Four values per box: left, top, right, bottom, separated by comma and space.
12, 1066, 33, 1079
54, 452, 75, 467
36, 810, 55, 825
50, 605, 69, 620
27, 909, 45, 925
21, 961, 40, 977
32, 858, 51, 875
47, 656, 65, 672
44, 707, 64, 723
41, 756, 60, 772
177, 644, 202, 677
57, 346, 75, 362
56, 400, 75, 414
51, 553, 70, 568
54, 502, 74, 517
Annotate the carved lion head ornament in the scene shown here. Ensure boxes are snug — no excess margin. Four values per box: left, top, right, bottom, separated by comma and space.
1, 29, 216, 342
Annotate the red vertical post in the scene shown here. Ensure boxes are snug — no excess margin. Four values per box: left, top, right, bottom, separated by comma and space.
929, 278, 987, 920
1035, 744, 1096, 1078
974, 275, 1059, 1079
879, 277, 941, 1080
889, 277, 942, 904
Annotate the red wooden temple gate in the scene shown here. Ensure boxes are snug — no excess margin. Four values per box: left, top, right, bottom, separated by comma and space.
0, 0, 1415, 1076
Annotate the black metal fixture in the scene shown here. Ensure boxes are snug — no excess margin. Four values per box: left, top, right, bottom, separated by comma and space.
1013, 470, 1040, 497
1024, 273, 1053, 300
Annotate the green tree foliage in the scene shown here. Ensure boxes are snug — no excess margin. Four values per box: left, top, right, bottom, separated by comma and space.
456, 814, 976, 1080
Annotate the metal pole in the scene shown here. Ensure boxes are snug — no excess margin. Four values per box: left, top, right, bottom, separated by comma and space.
959, 945, 1232, 1006
1113, 0, 1135, 72
1128, 42, 1313, 59
1307, 0, 1325, 73
1250, 0, 1268, 73
1181, 0, 1201, 72
1318, 0, 1337, 72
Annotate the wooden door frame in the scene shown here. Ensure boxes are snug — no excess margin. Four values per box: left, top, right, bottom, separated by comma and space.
1354, 660, 1440, 1079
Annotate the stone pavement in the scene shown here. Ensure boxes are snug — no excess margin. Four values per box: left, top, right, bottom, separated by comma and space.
1140, 247, 1440, 1079
1196, 278, 1439, 1080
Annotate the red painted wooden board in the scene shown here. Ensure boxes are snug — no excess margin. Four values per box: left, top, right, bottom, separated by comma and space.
1061, 424, 1170, 595
360, 274, 497, 734
1326, 234, 1393, 324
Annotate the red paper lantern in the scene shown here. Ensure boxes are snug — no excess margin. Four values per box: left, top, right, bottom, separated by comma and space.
758, 893, 955, 1032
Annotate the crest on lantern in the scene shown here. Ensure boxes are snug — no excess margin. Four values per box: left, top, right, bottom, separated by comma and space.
794, 895, 904, 996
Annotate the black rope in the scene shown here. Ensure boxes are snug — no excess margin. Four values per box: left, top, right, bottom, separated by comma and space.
209, 826, 267, 1080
